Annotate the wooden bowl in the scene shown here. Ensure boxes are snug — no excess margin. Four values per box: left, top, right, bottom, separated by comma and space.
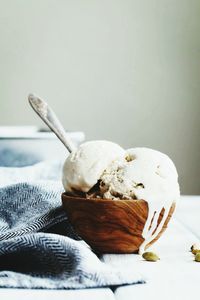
62, 193, 176, 254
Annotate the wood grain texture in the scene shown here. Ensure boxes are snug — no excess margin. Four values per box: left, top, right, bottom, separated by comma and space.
62, 193, 175, 254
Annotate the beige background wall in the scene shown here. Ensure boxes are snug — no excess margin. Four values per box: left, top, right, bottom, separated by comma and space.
0, 0, 199, 194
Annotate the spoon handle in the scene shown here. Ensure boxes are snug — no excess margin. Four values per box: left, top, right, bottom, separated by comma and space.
28, 94, 76, 153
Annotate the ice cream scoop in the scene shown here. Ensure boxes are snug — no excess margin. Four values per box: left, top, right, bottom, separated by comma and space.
62, 140, 125, 193
100, 147, 179, 200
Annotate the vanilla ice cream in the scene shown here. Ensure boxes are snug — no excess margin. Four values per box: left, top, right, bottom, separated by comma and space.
100, 147, 179, 202
62, 140, 125, 193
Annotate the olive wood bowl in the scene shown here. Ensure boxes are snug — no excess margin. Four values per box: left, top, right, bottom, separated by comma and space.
62, 193, 175, 254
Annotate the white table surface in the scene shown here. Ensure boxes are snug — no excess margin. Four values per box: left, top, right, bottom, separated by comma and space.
0, 195, 199, 300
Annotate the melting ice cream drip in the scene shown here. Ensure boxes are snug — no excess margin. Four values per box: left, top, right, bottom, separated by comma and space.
139, 202, 172, 254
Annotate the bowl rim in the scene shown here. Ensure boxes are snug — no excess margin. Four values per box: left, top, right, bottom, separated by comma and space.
62, 192, 177, 206
61, 192, 146, 204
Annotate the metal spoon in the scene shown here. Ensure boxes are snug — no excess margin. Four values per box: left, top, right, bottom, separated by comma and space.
28, 94, 76, 153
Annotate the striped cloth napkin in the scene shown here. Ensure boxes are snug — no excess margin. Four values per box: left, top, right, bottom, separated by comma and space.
0, 155, 144, 289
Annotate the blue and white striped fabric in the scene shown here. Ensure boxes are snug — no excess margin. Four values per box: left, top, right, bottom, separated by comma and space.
0, 159, 145, 289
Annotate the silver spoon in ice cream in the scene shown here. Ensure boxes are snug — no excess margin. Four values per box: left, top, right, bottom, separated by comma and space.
28, 93, 76, 153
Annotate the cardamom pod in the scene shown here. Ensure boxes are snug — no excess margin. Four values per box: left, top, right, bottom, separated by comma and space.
142, 251, 160, 262
195, 252, 200, 262
191, 243, 200, 255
